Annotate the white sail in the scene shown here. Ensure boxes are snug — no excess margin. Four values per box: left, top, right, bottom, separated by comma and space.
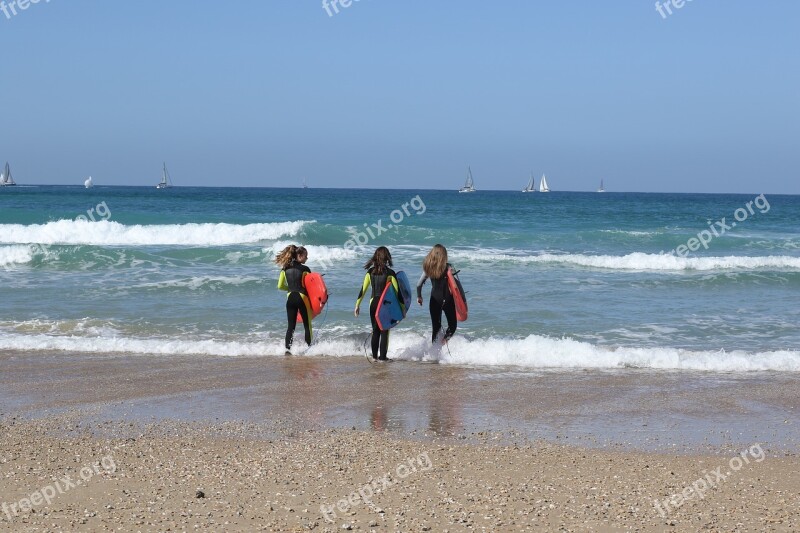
597, 179, 605, 193
522, 172, 535, 192
458, 166, 476, 192
0, 162, 16, 186
156, 163, 172, 189
84, 176, 94, 188
539, 174, 550, 193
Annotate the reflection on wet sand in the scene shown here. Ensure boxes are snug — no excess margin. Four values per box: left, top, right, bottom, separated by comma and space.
426, 366, 465, 436
280, 357, 326, 426
367, 364, 403, 432
364, 361, 467, 436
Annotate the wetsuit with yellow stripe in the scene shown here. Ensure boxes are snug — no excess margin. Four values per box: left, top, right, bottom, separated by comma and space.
278, 260, 313, 350
356, 266, 402, 360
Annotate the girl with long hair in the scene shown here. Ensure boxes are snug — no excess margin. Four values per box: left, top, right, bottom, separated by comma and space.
354, 246, 403, 360
275, 244, 312, 354
416, 244, 457, 343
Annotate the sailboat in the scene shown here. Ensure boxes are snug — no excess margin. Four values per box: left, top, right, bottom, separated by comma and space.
458, 166, 476, 193
84, 176, 94, 188
156, 163, 173, 189
597, 179, 605, 193
539, 174, 550, 193
522, 172, 536, 193
302, 177, 308, 189
0, 162, 16, 186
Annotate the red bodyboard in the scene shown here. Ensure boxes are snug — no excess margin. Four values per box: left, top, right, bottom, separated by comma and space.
447, 268, 468, 322
297, 273, 328, 323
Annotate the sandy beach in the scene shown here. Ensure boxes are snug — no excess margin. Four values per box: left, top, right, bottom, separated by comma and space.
1, 351, 798, 531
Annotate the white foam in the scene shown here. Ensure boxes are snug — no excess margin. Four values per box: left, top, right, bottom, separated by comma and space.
1, 330, 798, 372
599, 230, 660, 236
428, 335, 800, 371
265, 241, 358, 266
0, 245, 35, 267
130, 276, 264, 291
0, 332, 287, 357
0, 220, 313, 246
450, 251, 800, 272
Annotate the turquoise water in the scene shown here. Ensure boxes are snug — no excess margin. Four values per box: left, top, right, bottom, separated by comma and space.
1, 186, 799, 370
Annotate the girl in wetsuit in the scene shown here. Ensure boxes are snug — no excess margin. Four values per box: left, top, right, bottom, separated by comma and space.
417, 244, 457, 343
354, 246, 403, 361
275, 245, 312, 354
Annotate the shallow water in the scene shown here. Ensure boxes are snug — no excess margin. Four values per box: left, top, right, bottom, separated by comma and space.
1, 186, 799, 371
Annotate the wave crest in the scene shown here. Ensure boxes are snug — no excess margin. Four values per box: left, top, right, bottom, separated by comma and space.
450, 251, 800, 271
0, 220, 313, 246
0, 245, 36, 267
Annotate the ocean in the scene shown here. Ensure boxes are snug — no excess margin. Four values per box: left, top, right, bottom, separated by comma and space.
1, 186, 799, 372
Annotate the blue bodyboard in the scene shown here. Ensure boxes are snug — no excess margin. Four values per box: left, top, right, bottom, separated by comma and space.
375, 271, 412, 331
395, 271, 412, 318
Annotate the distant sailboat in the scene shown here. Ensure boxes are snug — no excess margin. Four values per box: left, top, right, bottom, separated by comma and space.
522, 172, 536, 193
156, 163, 172, 189
302, 177, 309, 189
0, 162, 16, 186
84, 176, 94, 188
539, 174, 550, 193
458, 166, 476, 193
597, 179, 605, 193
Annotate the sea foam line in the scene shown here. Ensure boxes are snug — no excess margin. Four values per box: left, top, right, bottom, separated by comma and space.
1, 331, 799, 372
449, 251, 800, 272
430, 335, 800, 372
0, 220, 313, 246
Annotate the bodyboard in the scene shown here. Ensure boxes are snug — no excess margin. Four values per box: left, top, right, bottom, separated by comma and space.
375, 283, 404, 331
395, 271, 412, 318
447, 268, 468, 321
297, 272, 328, 323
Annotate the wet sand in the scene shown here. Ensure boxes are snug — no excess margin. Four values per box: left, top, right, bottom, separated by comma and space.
1, 351, 799, 531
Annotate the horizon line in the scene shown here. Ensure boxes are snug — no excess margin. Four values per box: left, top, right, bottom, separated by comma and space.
2, 184, 798, 196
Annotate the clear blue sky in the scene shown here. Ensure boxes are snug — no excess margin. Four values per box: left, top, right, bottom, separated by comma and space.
2, 0, 798, 193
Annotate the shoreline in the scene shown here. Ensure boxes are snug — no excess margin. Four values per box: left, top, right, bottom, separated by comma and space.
2, 350, 799, 453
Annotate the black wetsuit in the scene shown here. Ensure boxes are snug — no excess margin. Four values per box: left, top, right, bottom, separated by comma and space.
279, 260, 312, 350
356, 266, 401, 360
417, 264, 457, 343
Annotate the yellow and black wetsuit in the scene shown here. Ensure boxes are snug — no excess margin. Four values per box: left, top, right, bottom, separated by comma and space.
278, 260, 312, 350
356, 266, 401, 360
416, 263, 457, 342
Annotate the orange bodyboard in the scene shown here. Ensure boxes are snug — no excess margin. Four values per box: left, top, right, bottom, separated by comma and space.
297, 273, 328, 323
447, 268, 468, 322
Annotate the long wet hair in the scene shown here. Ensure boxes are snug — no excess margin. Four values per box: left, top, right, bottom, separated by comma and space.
422, 244, 448, 279
274, 245, 307, 268
363, 246, 392, 275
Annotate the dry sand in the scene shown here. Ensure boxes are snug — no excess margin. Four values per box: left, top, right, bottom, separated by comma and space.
1, 351, 799, 531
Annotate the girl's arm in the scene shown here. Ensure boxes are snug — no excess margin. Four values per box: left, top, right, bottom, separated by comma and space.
277, 270, 289, 291
416, 272, 428, 304
354, 272, 371, 316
